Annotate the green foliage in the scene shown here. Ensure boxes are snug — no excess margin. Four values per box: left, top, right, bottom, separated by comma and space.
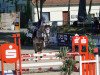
62, 58, 77, 75
87, 34, 97, 54
58, 46, 77, 75
58, 46, 69, 58
20, 32, 33, 46
20, 32, 27, 45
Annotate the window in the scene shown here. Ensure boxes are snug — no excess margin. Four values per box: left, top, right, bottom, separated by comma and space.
42, 12, 50, 22
71, 15, 77, 19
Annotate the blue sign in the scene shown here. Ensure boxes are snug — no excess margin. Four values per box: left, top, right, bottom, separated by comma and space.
57, 33, 70, 46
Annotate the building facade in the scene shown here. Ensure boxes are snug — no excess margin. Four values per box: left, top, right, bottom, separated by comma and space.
32, 0, 100, 26
0, 0, 100, 26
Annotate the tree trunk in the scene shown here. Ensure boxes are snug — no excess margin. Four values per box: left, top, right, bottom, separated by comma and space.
15, 0, 18, 12
40, 0, 46, 19
78, 0, 87, 22
68, 0, 70, 26
88, 0, 93, 15
36, 0, 39, 20
26, 0, 32, 20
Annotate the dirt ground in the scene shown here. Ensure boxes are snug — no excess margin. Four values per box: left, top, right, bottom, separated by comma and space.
24, 72, 79, 75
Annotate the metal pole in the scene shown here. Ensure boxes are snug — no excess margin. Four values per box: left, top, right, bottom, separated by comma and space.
79, 55, 82, 75
13, 34, 18, 75
96, 55, 99, 75
17, 34, 22, 75
1, 59, 4, 75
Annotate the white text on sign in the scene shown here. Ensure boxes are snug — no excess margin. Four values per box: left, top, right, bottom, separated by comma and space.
81, 37, 86, 44
6, 50, 16, 58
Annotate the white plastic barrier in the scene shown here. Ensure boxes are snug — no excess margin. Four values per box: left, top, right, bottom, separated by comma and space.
21, 61, 63, 67
21, 52, 59, 61
19, 52, 61, 73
